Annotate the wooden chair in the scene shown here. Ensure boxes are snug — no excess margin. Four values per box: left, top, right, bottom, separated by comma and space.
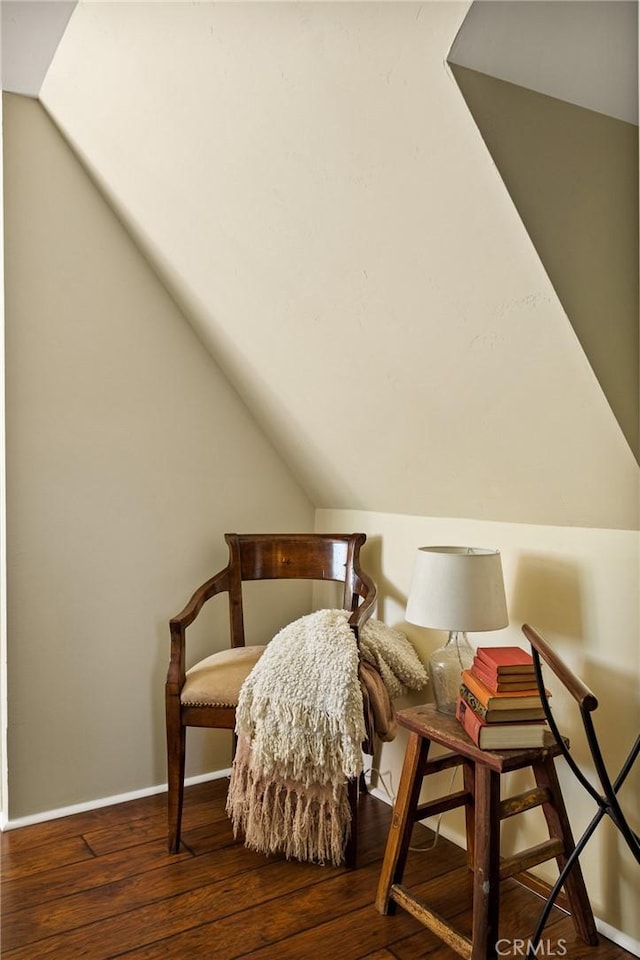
522, 624, 640, 955
166, 532, 377, 864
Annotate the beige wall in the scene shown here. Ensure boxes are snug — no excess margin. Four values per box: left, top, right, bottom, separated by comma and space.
316, 507, 640, 943
3, 93, 314, 819
0, 89, 6, 820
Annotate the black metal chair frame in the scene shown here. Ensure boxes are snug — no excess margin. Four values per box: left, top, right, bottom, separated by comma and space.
522, 624, 640, 958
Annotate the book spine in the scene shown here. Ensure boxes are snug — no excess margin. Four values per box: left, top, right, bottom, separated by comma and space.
455, 696, 482, 746
459, 683, 489, 721
472, 660, 537, 693
460, 669, 492, 708
472, 660, 501, 690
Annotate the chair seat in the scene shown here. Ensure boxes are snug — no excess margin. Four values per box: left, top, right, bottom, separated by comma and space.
181, 645, 266, 707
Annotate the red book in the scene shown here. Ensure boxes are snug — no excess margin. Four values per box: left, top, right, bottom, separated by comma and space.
472, 658, 539, 693
476, 646, 536, 676
456, 696, 553, 750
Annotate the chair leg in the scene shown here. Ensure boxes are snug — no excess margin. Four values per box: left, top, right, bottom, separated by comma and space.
359, 769, 369, 795
344, 766, 374, 867
345, 776, 359, 869
462, 760, 476, 871
166, 699, 186, 854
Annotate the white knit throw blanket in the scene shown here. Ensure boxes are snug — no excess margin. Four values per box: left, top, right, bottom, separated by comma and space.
226, 608, 427, 865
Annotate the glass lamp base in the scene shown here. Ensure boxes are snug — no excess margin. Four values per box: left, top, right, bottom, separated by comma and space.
428, 631, 475, 715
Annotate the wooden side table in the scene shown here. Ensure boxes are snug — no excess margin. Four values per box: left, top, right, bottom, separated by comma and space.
375, 704, 598, 960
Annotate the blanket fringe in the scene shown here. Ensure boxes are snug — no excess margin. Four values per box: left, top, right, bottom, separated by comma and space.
226, 747, 351, 865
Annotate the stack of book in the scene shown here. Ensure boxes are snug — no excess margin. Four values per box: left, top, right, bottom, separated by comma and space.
455, 645, 554, 749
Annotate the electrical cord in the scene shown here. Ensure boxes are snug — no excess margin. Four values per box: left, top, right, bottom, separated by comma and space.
363, 763, 460, 852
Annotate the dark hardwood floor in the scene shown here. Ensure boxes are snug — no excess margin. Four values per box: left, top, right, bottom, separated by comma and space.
0, 778, 634, 959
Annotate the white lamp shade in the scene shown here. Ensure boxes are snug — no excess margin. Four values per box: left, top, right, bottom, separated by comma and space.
406, 546, 508, 633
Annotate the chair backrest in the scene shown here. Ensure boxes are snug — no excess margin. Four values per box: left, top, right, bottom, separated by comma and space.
225, 533, 376, 647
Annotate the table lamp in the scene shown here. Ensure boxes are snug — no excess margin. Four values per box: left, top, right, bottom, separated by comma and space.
406, 546, 509, 714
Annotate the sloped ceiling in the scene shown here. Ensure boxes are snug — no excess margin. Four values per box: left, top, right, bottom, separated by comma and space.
449, 1, 639, 462
6, 1, 639, 529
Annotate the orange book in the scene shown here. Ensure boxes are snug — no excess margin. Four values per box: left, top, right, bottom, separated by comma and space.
461, 669, 547, 711
459, 680, 547, 723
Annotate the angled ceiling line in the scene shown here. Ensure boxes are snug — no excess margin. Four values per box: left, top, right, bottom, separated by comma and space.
448, 1, 639, 464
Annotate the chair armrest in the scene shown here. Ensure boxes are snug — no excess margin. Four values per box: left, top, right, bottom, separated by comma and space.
166, 567, 231, 691
171, 567, 231, 630
522, 623, 598, 712
348, 574, 377, 639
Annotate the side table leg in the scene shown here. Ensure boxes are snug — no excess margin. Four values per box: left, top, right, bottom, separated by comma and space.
472, 764, 500, 960
532, 757, 598, 946
375, 731, 430, 915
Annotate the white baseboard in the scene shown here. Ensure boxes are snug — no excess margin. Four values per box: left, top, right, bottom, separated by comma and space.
594, 918, 640, 958
367, 784, 393, 805
1, 768, 232, 832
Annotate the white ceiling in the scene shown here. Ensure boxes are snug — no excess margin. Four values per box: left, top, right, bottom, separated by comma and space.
448, 0, 638, 124
1, 0, 76, 98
